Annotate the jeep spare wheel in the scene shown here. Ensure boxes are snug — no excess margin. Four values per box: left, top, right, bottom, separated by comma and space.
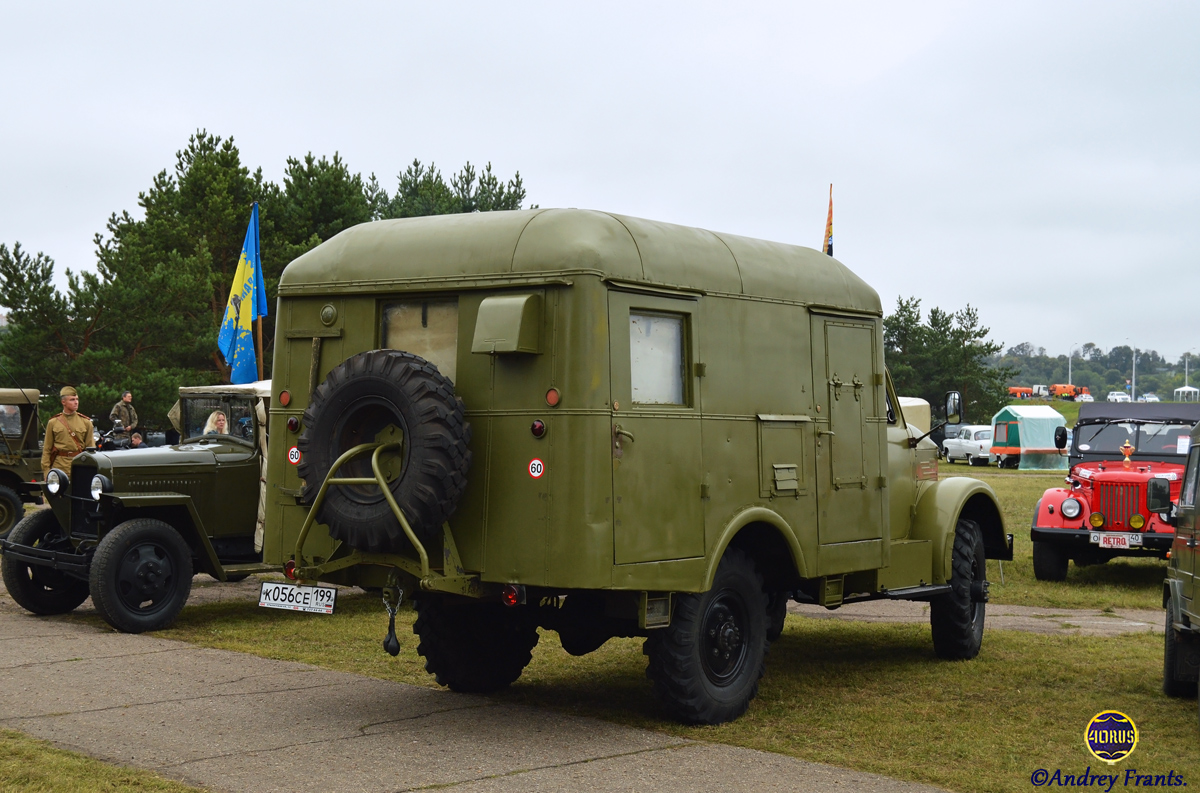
297, 349, 472, 553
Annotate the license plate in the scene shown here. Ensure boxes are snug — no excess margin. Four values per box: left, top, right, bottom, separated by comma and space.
1090, 533, 1143, 549
258, 581, 337, 614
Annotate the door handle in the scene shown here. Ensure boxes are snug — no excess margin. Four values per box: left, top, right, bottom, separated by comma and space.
614, 425, 635, 442
818, 430, 836, 437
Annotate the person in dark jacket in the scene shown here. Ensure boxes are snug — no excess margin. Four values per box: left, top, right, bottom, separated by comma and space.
109, 390, 137, 439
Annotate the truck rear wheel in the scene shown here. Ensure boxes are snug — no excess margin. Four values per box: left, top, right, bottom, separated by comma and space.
1163, 595, 1199, 698
1, 510, 89, 615
414, 595, 538, 693
89, 519, 193, 634
644, 548, 768, 724
0, 484, 23, 537
930, 519, 986, 660
1032, 541, 1068, 581
298, 350, 472, 553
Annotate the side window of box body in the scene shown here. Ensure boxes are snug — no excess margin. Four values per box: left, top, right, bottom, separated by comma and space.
629, 311, 689, 407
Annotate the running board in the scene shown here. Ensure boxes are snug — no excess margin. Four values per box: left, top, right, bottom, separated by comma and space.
880, 584, 952, 601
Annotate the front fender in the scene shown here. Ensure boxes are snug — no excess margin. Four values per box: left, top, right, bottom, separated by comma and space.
703, 506, 809, 590
913, 477, 1008, 583
107, 493, 224, 579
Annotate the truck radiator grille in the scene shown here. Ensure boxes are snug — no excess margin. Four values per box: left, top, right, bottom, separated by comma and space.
1094, 482, 1143, 528
69, 464, 97, 537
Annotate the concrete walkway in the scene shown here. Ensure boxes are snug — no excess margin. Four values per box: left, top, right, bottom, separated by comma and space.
0, 578, 946, 793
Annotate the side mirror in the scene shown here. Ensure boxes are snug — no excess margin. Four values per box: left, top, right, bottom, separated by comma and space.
1054, 426, 1068, 450
945, 391, 962, 425
1146, 477, 1172, 513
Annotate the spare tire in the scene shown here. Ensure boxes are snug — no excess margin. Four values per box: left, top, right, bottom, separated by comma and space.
296, 349, 471, 553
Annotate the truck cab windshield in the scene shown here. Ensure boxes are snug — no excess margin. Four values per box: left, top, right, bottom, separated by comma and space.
1076, 421, 1191, 457
182, 396, 257, 445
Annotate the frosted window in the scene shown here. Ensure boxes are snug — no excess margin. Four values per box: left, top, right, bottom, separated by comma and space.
383, 300, 459, 383
630, 313, 685, 405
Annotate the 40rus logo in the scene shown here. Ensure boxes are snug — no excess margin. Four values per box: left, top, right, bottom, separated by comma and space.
1084, 711, 1139, 764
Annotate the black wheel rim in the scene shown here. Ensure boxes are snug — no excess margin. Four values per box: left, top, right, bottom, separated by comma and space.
0, 500, 13, 532
115, 541, 176, 614
701, 588, 749, 685
331, 395, 410, 502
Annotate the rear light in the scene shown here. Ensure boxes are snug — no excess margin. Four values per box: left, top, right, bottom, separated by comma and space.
287, 416, 300, 432
500, 584, 523, 607
1089, 512, 1105, 528
279, 390, 291, 407
530, 420, 546, 438
283, 560, 298, 580
545, 388, 561, 407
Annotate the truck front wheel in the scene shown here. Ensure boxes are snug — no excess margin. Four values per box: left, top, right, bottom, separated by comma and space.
930, 519, 987, 660
414, 595, 539, 693
1, 510, 89, 615
644, 548, 768, 724
89, 519, 193, 634
1163, 595, 1199, 698
1032, 541, 1068, 581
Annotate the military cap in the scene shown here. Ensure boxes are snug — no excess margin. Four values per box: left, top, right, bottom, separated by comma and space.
59, 386, 78, 398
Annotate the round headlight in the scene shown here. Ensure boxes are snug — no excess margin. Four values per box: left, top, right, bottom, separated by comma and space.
1129, 514, 1145, 530
46, 469, 64, 495
1060, 498, 1082, 519
1089, 512, 1105, 528
90, 475, 110, 501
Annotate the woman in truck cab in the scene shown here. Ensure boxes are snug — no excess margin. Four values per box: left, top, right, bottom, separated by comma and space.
203, 410, 228, 435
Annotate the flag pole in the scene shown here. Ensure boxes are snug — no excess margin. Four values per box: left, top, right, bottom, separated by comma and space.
254, 201, 264, 382
256, 318, 263, 382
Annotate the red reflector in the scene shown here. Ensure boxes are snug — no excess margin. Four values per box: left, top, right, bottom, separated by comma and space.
279, 390, 291, 407
545, 388, 561, 407
501, 585, 521, 607
286, 416, 300, 432
530, 420, 546, 438
283, 560, 298, 580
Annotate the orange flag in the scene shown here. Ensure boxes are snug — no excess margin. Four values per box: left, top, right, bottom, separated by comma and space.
822, 184, 833, 256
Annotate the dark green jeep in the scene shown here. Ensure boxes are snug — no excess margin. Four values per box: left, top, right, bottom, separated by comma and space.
0, 388, 45, 536
0, 381, 275, 632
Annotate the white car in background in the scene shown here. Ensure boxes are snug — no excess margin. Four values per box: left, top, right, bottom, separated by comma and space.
943, 424, 994, 466
1077, 393, 1094, 402
1107, 391, 1131, 403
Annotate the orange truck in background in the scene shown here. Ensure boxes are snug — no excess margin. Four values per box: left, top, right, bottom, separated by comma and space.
1050, 384, 1089, 400
1009, 386, 1033, 398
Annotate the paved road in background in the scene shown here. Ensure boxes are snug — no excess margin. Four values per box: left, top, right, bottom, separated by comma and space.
0, 577, 947, 793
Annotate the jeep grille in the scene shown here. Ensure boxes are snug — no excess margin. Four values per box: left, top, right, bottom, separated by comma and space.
1094, 482, 1143, 529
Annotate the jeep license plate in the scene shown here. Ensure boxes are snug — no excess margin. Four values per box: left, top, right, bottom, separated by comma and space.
258, 581, 337, 614
1089, 533, 1143, 549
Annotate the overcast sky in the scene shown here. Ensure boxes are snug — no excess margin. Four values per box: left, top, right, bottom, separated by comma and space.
2, 1, 1196, 362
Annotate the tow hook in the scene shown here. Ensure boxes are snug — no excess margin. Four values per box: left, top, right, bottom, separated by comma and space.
382, 583, 404, 657
971, 580, 989, 603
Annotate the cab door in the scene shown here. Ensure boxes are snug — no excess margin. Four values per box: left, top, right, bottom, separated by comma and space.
608, 291, 704, 564
1177, 447, 1200, 606
809, 314, 885, 567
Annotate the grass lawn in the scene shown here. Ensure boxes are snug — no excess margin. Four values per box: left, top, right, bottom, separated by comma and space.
0, 729, 203, 792
135, 592, 1199, 793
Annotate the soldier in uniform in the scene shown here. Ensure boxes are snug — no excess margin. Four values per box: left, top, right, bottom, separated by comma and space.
109, 389, 137, 439
42, 386, 95, 476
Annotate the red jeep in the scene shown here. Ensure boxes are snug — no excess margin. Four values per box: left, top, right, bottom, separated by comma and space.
1031, 403, 1200, 581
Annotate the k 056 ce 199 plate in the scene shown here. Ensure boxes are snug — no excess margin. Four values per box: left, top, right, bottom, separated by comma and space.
259, 581, 337, 614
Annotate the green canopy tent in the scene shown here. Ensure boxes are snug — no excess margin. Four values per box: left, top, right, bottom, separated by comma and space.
990, 404, 1068, 470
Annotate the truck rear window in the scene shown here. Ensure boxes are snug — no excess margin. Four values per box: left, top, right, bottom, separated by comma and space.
383, 299, 459, 383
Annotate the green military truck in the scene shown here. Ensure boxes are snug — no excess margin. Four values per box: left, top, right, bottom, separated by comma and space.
0, 381, 275, 632
0, 388, 45, 536
1152, 422, 1200, 724
261, 209, 1010, 724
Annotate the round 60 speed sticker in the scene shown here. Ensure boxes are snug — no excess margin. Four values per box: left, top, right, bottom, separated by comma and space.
288, 446, 302, 465
528, 458, 544, 478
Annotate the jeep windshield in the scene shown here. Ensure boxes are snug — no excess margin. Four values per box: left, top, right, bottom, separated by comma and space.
1074, 421, 1192, 459
181, 396, 257, 447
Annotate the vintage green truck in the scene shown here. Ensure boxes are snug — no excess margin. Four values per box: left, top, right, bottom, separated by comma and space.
0, 381, 274, 632
260, 209, 1011, 724
0, 388, 45, 536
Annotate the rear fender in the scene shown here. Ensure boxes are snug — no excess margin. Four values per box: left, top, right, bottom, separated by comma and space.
106, 494, 224, 579
912, 478, 1009, 583
704, 507, 809, 591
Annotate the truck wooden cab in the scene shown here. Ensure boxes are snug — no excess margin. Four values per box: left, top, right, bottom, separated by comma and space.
262, 209, 1010, 724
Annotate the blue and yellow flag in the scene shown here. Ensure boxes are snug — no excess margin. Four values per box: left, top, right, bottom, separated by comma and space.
217, 203, 268, 384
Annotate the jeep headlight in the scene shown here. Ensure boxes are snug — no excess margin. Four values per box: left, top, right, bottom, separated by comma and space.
1060, 498, 1082, 519
90, 474, 111, 501
46, 469, 67, 495
1089, 512, 1105, 528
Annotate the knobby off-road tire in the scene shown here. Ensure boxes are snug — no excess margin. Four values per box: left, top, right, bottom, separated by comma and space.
297, 350, 471, 554
1032, 540, 1068, 581
765, 590, 789, 643
1163, 595, 1199, 698
930, 519, 987, 660
644, 548, 769, 724
414, 595, 539, 693
0, 484, 23, 537
1, 510, 89, 615
89, 519, 192, 634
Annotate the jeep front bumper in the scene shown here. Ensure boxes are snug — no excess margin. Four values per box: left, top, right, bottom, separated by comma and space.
1030, 527, 1173, 554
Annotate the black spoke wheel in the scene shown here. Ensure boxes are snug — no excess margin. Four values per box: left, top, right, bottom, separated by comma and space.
1, 510, 89, 615
930, 518, 987, 660
89, 519, 192, 633
645, 548, 768, 724
414, 595, 539, 693
0, 484, 23, 537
